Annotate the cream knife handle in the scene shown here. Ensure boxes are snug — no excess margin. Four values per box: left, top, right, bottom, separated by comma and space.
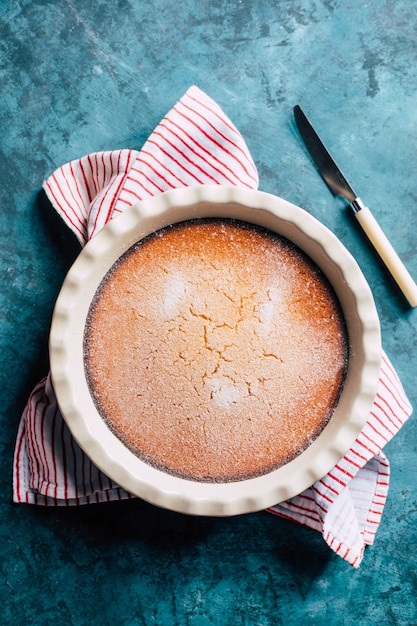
352, 198, 417, 307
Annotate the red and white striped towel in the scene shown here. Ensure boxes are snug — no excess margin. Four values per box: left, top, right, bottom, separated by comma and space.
13, 85, 412, 568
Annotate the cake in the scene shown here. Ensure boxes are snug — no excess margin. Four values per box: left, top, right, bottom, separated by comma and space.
84, 218, 348, 482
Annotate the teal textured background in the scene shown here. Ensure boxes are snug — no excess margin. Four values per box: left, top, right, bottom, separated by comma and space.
1, 1, 416, 624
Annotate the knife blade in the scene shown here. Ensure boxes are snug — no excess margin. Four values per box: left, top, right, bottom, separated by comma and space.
294, 104, 417, 308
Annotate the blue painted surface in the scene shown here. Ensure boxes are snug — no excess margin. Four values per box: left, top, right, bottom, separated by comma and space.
1, 1, 417, 624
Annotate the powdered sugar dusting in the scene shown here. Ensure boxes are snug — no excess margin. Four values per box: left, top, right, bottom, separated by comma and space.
84, 219, 348, 482
163, 270, 187, 316
204, 376, 247, 409
257, 287, 283, 336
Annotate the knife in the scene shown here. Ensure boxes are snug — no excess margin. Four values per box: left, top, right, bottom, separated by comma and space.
294, 104, 417, 308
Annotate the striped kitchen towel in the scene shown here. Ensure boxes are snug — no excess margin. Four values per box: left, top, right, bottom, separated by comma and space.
13, 85, 412, 568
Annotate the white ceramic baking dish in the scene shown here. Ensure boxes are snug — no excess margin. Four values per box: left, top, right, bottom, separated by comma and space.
49, 185, 381, 516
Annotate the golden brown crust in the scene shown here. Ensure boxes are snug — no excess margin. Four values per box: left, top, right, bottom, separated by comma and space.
85, 219, 347, 481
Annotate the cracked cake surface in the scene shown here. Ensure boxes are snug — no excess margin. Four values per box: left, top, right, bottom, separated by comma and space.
84, 218, 348, 482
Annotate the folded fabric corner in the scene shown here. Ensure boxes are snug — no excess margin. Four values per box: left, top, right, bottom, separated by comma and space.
268, 351, 411, 567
